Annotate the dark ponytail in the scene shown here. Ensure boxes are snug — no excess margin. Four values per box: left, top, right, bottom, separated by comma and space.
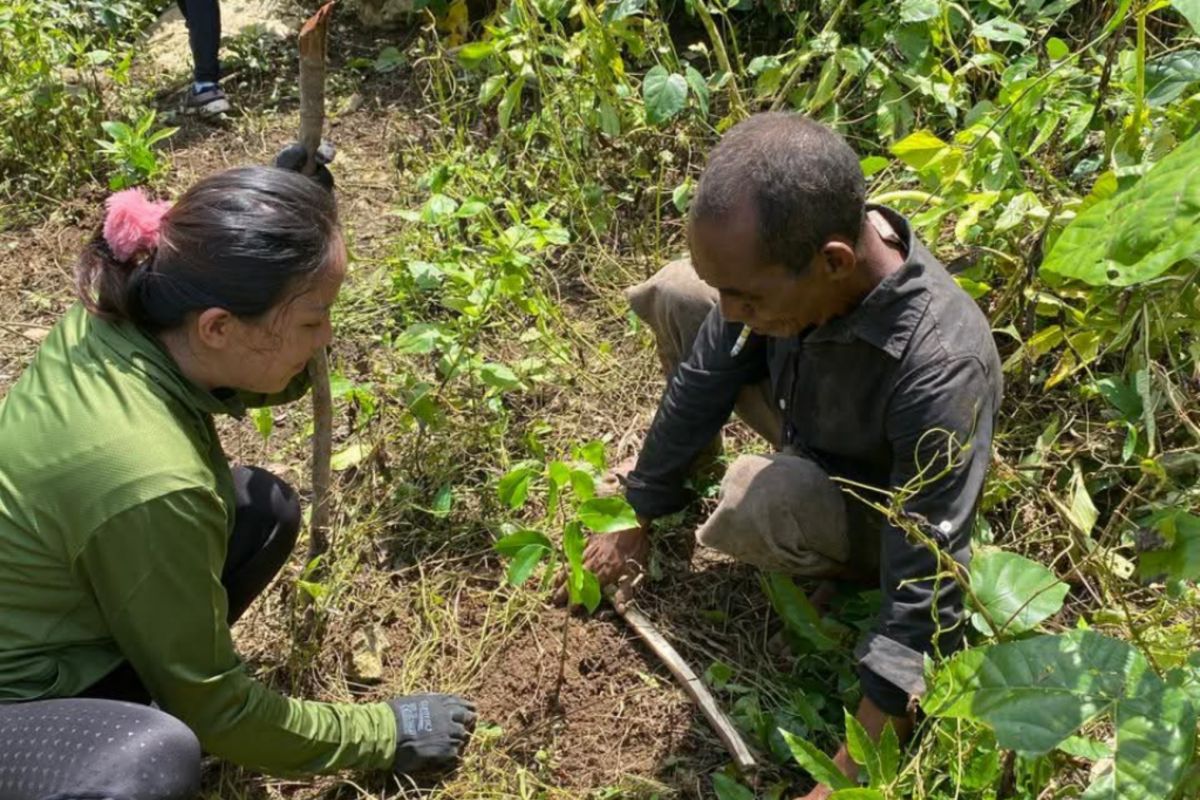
76, 166, 340, 333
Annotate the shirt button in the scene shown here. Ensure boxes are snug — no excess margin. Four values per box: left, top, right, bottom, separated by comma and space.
938, 520, 953, 534
779, 398, 787, 410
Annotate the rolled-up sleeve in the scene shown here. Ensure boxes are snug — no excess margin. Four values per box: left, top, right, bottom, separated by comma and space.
857, 356, 998, 715
625, 306, 770, 519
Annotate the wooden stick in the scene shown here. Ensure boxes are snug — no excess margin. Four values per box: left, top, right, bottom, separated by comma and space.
617, 604, 758, 772
299, 2, 336, 564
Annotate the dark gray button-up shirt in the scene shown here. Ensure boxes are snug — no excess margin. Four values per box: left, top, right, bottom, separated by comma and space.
625, 207, 1003, 715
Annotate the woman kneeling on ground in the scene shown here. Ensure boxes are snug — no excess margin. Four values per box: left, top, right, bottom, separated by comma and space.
0, 165, 475, 800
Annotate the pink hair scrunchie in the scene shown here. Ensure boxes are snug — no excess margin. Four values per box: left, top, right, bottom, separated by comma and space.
103, 188, 172, 263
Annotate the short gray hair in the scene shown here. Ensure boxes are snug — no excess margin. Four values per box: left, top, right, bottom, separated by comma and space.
690, 113, 866, 274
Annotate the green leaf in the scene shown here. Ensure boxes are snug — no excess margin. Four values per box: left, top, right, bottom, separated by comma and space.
828, 791, 886, 800
685, 65, 709, 118
878, 720, 900, 781
457, 40, 495, 68
924, 630, 1196, 800
969, 548, 1069, 636
762, 573, 838, 652
1138, 511, 1200, 582
373, 45, 407, 73
577, 497, 638, 533
432, 484, 454, 517
493, 528, 553, 556
499, 75, 526, 128
498, 463, 539, 509
1145, 50, 1200, 106
643, 65, 688, 125
711, 773, 755, 800
974, 18, 1029, 44
1171, 0, 1200, 32
1041, 132, 1200, 287
393, 323, 442, 354
249, 407, 273, 440
479, 74, 506, 105
780, 729, 856, 790
570, 469, 597, 502
479, 362, 523, 391
860, 155, 889, 178
1046, 36, 1071, 60
891, 129, 951, 172
1059, 735, 1113, 761
421, 193, 459, 223
577, 568, 602, 613
331, 441, 369, 471
899, 0, 940, 23
563, 520, 585, 572
1065, 464, 1099, 537
844, 709, 883, 785
507, 543, 548, 586
603, 0, 645, 22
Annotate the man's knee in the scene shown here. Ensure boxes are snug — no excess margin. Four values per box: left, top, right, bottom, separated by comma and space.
625, 257, 718, 364
696, 453, 850, 574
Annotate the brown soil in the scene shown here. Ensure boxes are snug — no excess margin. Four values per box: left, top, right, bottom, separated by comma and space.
471, 606, 705, 793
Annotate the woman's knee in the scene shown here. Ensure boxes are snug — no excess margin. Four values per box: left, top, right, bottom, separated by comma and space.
233, 465, 301, 549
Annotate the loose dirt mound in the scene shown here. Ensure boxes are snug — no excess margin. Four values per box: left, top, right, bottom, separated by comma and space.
474, 607, 703, 792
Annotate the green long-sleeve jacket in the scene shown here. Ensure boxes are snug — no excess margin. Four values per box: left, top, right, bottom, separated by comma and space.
0, 305, 396, 775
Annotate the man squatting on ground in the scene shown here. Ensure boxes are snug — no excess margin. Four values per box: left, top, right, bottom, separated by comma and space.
0, 153, 474, 799
575, 113, 1003, 798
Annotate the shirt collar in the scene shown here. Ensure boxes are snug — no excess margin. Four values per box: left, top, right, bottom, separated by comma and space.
803, 206, 934, 359
89, 309, 247, 418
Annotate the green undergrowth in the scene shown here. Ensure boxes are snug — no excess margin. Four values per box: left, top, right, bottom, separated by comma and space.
6, 0, 1200, 796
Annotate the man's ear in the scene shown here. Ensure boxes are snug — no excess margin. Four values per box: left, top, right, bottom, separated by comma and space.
194, 307, 236, 351
820, 239, 857, 280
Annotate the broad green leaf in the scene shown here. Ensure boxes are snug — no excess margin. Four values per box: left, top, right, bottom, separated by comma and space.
685, 66, 709, 119
643, 65, 688, 125
860, 155, 889, 178
828, 791, 886, 800
899, 0, 940, 23
1041, 132, 1200, 286
478, 74, 506, 105
457, 40, 495, 68
577, 568, 602, 613
421, 193, 459, 223
711, 773, 755, 800
570, 469, 597, 502
1145, 50, 1200, 106
577, 497, 638, 533
250, 407, 273, 440
878, 720, 900, 781
479, 362, 523, 391
332, 441, 369, 471
574, 440, 607, 472
499, 75, 526, 128
493, 529, 553, 556
844, 709, 883, 784
507, 544, 548, 586
1171, 0, 1200, 32
1138, 511, 1200, 582
763, 573, 838, 652
1046, 36, 1070, 60
1064, 464, 1099, 537
780, 729, 856, 790
603, 0, 645, 22
373, 46, 406, 73
431, 484, 453, 517
969, 548, 1069, 636
974, 18, 1029, 44
547, 461, 571, 489
924, 630, 1196, 800
563, 520, 585, 571
1059, 735, 1113, 761
891, 130, 951, 172
498, 463, 539, 509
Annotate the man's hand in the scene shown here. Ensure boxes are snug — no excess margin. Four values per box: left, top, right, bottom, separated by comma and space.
795, 696, 913, 800
552, 523, 650, 611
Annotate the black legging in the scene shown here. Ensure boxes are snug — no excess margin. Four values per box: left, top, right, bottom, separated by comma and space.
0, 467, 300, 800
176, 0, 221, 85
